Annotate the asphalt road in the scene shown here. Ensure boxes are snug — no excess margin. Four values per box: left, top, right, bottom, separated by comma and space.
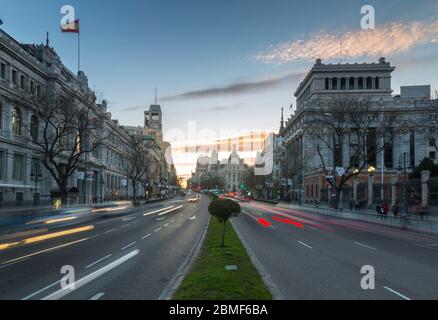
0, 196, 209, 300
233, 200, 438, 300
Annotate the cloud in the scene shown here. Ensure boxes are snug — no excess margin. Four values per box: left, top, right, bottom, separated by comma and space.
162, 72, 305, 101
123, 105, 144, 112
254, 19, 438, 64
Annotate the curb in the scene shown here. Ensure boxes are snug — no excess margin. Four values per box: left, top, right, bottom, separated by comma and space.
230, 219, 284, 300
158, 208, 211, 300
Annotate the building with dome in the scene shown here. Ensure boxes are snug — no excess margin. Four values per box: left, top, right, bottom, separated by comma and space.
218, 147, 248, 193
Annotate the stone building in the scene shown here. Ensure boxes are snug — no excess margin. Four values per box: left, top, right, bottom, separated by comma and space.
283, 58, 436, 207
0, 28, 140, 206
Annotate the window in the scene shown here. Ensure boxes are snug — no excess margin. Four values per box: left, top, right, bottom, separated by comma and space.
13, 153, 24, 181
0, 101, 2, 129
30, 80, 35, 94
36, 85, 41, 97
332, 78, 338, 90
349, 77, 355, 90
430, 152, 436, 160
358, 77, 364, 89
375, 77, 380, 89
20, 75, 25, 89
30, 115, 39, 141
325, 78, 329, 90
12, 70, 17, 85
366, 77, 373, 90
367, 128, 377, 167
0, 150, 3, 180
384, 128, 394, 168
0, 63, 5, 79
12, 107, 22, 135
30, 158, 41, 180
341, 78, 346, 90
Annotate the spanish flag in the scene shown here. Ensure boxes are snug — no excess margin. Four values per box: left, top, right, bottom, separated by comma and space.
61, 19, 79, 33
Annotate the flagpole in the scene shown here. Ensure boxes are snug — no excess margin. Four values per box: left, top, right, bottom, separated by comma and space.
78, 31, 80, 73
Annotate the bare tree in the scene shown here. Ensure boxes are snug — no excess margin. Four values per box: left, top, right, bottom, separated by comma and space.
411, 90, 438, 154
19, 90, 106, 205
307, 95, 398, 208
139, 149, 160, 200
121, 136, 148, 204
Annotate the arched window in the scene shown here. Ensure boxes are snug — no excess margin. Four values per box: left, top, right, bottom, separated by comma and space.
30, 115, 39, 141
341, 78, 347, 90
12, 107, 22, 135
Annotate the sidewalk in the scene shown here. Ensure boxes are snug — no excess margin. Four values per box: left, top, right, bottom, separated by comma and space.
275, 202, 438, 235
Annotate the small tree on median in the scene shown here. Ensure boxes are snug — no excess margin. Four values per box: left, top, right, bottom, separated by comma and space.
208, 199, 241, 247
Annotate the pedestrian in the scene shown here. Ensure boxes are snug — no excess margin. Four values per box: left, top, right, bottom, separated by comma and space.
382, 202, 389, 219
376, 204, 382, 216
393, 205, 400, 218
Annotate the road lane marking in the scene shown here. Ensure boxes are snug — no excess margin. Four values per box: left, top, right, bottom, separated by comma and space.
42, 249, 139, 300
158, 205, 184, 216
298, 241, 313, 249
143, 206, 175, 216
154, 227, 162, 233
383, 286, 411, 300
0, 237, 91, 266
89, 292, 105, 300
170, 219, 175, 223
0, 257, 31, 269
163, 223, 169, 227
104, 228, 117, 234
121, 242, 137, 250
22, 279, 61, 300
354, 242, 377, 251
141, 233, 152, 240
119, 224, 130, 229
308, 226, 318, 231
121, 216, 135, 222
189, 215, 196, 221
85, 254, 113, 269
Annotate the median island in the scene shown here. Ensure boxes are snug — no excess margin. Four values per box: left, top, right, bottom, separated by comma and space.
174, 198, 272, 300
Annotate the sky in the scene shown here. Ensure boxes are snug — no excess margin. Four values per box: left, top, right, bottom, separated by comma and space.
1, 0, 437, 178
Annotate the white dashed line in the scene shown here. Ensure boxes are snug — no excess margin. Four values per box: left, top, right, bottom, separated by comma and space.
22, 279, 61, 300
104, 228, 117, 234
119, 224, 130, 229
89, 292, 105, 300
42, 250, 139, 300
141, 233, 152, 240
120, 242, 136, 250
163, 223, 169, 227
85, 254, 113, 269
383, 286, 411, 300
354, 242, 377, 251
154, 227, 162, 233
298, 241, 312, 249
143, 206, 175, 216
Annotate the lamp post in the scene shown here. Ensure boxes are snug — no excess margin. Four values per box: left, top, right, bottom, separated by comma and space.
368, 165, 376, 207
397, 152, 409, 215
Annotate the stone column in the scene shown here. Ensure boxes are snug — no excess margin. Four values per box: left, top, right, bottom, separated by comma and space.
391, 174, 398, 207
368, 175, 374, 207
353, 177, 359, 203
421, 171, 430, 207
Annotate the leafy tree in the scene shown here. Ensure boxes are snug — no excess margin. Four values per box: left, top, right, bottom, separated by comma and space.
208, 199, 241, 247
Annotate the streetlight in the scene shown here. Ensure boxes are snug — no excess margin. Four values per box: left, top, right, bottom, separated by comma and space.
397, 152, 409, 215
